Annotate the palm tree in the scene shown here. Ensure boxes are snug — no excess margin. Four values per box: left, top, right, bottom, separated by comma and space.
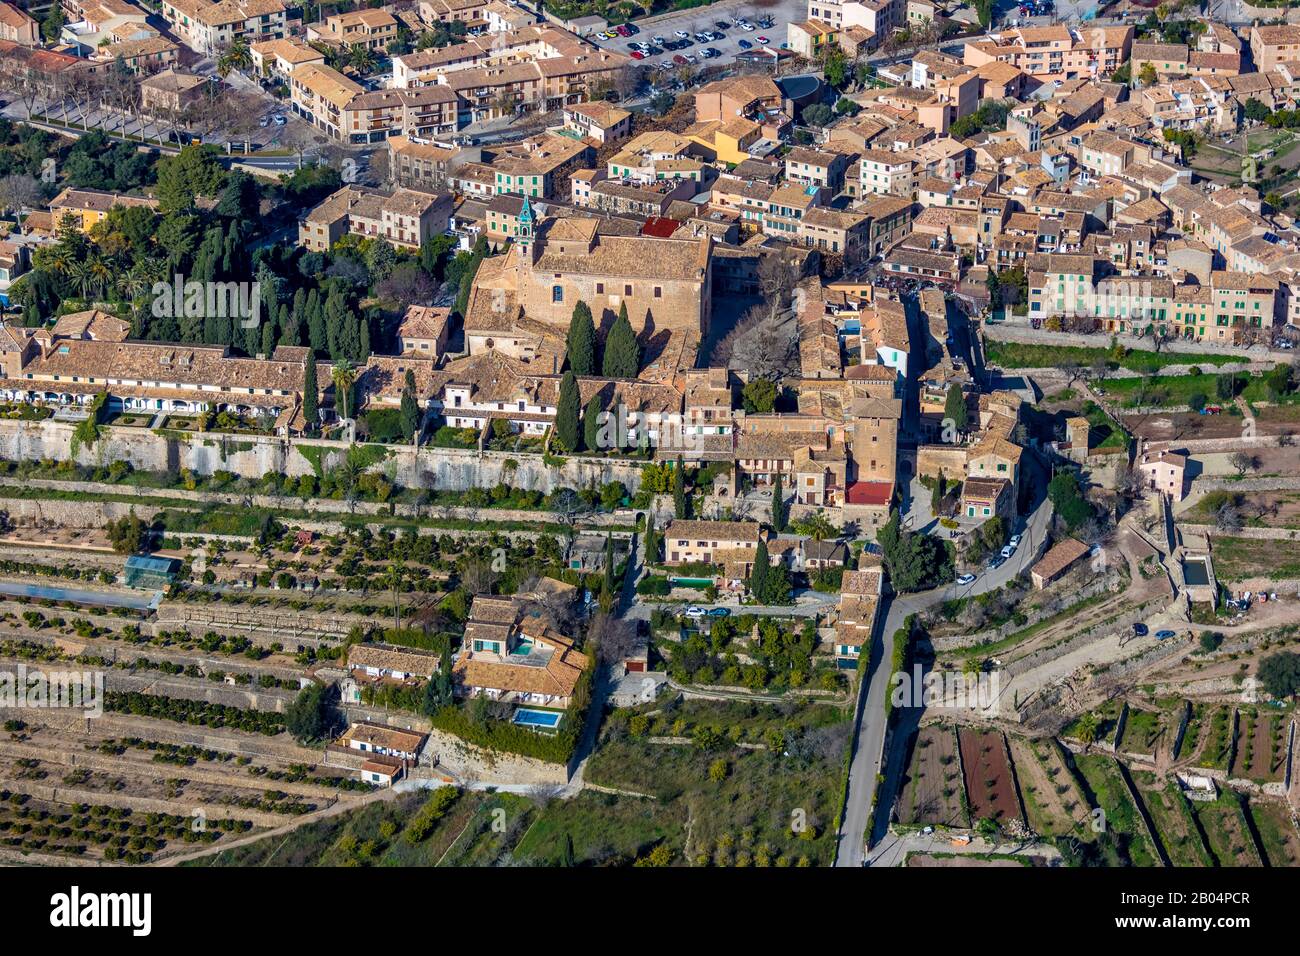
216, 38, 252, 78
346, 43, 377, 75
1075, 712, 1100, 748
86, 255, 113, 300
67, 260, 94, 300
118, 258, 161, 304
331, 359, 356, 420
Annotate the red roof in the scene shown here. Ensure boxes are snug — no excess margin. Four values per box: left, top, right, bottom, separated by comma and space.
845, 481, 893, 506
641, 217, 681, 238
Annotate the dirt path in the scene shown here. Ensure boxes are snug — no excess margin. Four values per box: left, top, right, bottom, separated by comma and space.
154, 788, 395, 867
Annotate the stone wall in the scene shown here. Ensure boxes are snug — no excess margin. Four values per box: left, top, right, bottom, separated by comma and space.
417, 725, 570, 786
0, 419, 649, 494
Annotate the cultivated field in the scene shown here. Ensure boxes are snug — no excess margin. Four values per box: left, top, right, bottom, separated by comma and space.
898, 725, 968, 828
958, 728, 1023, 826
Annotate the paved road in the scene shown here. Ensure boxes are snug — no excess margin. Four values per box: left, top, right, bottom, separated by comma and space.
834, 453, 1053, 867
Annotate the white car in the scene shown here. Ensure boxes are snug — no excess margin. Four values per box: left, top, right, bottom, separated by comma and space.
685, 606, 706, 618
652, 34, 667, 44
1008, 534, 1022, 548
741, 22, 756, 31
956, 573, 976, 586
675, 29, 690, 38
1000, 544, 1015, 559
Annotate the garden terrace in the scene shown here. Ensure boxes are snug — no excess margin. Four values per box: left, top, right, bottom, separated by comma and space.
1007, 737, 1094, 846
957, 728, 1024, 828
588, 699, 850, 866
1070, 754, 1160, 867
1129, 771, 1213, 868
898, 724, 968, 828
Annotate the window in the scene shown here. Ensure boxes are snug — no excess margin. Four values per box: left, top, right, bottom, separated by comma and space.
624, 284, 632, 295
552, 285, 563, 303
654, 286, 662, 298
596, 282, 604, 294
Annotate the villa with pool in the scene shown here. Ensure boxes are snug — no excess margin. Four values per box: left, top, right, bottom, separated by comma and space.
452, 594, 589, 715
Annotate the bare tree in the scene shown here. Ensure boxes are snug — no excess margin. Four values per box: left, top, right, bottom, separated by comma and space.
1215, 500, 1244, 533
589, 612, 639, 666
0, 175, 42, 234
1229, 451, 1260, 478
460, 558, 498, 595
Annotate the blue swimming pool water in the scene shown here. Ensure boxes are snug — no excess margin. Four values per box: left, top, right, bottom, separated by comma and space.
513, 708, 562, 729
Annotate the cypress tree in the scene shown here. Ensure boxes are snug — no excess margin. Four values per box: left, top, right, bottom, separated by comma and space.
302, 359, 318, 432
672, 455, 686, 519
772, 473, 786, 533
583, 390, 605, 454
643, 513, 657, 563
749, 538, 770, 600
602, 304, 640, 378
567, 301, 597, 376
306, 289, 325, 354
400, 368, 420, 442
944, 384, 968, 435
555, 370, 581, 452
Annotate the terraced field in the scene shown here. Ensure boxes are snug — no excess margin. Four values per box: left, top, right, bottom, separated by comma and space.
1130, 771, 1212, 868
1010, 738, 1093, 844
898, 725, 968, 829
1072, 754, 1160, 868
1189, 794, 1263, 867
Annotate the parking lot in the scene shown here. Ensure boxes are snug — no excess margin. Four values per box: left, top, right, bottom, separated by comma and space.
587, 0, 806, 72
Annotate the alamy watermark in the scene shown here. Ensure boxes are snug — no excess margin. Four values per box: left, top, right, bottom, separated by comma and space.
591, 402, 705, 454
0, 663, 104, 718
151, 274, 263, 330
890, 665, 1000, 714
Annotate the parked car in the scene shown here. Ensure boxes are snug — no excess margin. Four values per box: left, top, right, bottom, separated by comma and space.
683, 53, 696, 63
989, 555, 1006, 570
1008, 534, 1022, 549
741, 22, 756, 31
1155, 629, 1177, 640
1132, 622, 1149, 636
272, 115, 286, 126
675, 29, 690, 38
706, 607, 730, 618
630, 50, 644, 59
652, 34, 667, 44
1000, 544, 1015, 559
757, 35, 770, 44
715, 19, 731, 29
701, 47, 720, 58
685, 606, 706, 618
956, 573, 976, 586
615, 23, 632, 36
738, 38, 752, 49
672, 54, 688, 65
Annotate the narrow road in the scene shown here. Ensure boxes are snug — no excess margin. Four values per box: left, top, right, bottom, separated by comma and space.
834, 454, 1052, 867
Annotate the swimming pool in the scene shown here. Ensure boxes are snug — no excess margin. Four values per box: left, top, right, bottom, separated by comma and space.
512, 708, 563, 730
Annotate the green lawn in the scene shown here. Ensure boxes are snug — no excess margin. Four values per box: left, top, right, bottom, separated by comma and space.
985, 340, 1239, 373
1095, 372, 1223, 409
1210, 536, 1300, 581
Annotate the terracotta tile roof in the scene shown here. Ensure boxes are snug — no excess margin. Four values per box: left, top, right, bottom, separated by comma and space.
1031, 538, 1089, 581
